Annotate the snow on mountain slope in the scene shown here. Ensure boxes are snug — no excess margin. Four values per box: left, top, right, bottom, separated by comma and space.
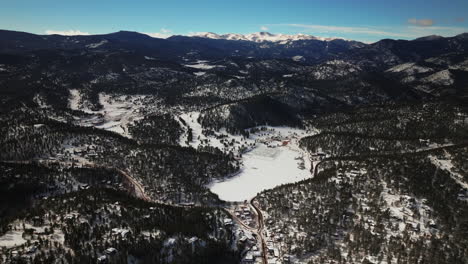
386, 62, 432, 74
183, 60, 225, 70
192, 32, 341, 43
86, 40, 108, 49
421, 70, 454, 86
310, 60, 361, 80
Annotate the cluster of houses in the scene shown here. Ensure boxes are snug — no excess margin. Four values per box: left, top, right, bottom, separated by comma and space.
56, 144, 101, 161
234, 205, 255, 227
309, 148, 329, 161
263, 219, 290, 264
258, 132, 296, 149
241, 245, 262, 263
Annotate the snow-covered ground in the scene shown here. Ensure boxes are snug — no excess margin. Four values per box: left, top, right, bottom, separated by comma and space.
0, 230, 28, 248
209, 142, 312, 201
183, 60, 224, 70
429, 155, 468, 190
379, 181, 436, 239
178, 112, 250, 152
386, 62, 432, 74
177, 111, 315, 201
192, 32, 340, 43
0, 222, 64, 249
86, 40, 108, 49
68, 91, 163, 137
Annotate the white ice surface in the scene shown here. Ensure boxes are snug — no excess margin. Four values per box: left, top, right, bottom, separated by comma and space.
208, 142, 312, 201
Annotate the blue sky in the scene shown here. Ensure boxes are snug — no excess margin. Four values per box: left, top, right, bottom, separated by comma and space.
1, 0, 467, 42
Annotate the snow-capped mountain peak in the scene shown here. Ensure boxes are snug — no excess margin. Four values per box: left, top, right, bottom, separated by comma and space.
191, 32, 341, 43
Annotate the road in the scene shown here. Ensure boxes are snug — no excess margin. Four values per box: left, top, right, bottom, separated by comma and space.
225, 200, 268, 264
250, 198, 268, 264
1, 159, 152, 202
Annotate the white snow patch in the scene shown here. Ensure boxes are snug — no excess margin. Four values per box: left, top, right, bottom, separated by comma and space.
0, 230, 28, 248
422, 70, 454, 86
68, 89, 94, 113
192, 32, 341, 43
386, 63, 432, 74
33, 94, 51, 108
86, 40, 108, 49
193, 71, 206, 76
184, 60, 224, 70
292, 56, 304, 62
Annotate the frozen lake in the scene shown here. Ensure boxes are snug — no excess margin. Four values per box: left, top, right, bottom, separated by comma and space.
208, 143, 312, 201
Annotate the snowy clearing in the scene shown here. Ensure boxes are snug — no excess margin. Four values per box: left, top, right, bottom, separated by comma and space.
178, 111, 315, 201
68, 91, 163, 137
0, 230, 28, 248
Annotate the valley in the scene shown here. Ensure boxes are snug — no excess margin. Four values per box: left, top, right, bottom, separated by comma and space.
0, 28, 467, 264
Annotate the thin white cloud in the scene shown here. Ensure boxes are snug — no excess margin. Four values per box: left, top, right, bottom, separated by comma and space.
408, 18, 434, 27
286, 24, 411, 37
279, 23, 467, 40
143, 28, 173, 39
45, 29, 90, 36
260, 26, 269, 31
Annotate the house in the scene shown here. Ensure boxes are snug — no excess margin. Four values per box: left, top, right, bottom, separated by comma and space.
252, 251, 262, 258
97, 255, 108, 263
112, 228, 130, 238
224, 218, 233, 226
188, 236, 199, 243
241, 252, 255, 263
239, 236, 248, 243
26, 246, 37, 254
104, 247, 117, 255
188, 237, 199, 253
267, 258, 277, 264
32, 216, 43, 226
267, 243, 275, 253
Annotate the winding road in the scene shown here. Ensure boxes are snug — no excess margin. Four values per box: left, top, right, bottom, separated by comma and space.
250, 198, 268, 264
0, 159, 152, 202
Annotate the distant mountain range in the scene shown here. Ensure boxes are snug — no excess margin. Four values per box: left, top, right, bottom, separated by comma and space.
0, 29, 467, 116
190, 31, 342, 43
